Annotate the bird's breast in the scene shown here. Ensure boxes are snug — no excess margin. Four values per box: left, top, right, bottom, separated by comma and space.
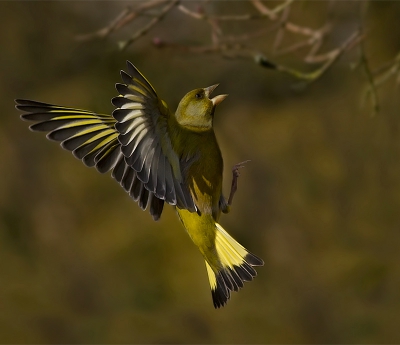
186, 150, 223, 218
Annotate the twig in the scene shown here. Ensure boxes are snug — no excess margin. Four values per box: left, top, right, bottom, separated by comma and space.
119, 0, 179, 50
75, 0, 366, 91
76, 0, 171, 41
274, 21, 331, 58
252, 0, 295, 19
373, 52, 400, 87
177, 6, 262, 21
272, 4, 291, 54
223, 26, 280, 44
358, 2, 380, 116
177, 0, 293, 21
76, 7, 132, 41
256, 30, 363, 83
250, 0, 278, 20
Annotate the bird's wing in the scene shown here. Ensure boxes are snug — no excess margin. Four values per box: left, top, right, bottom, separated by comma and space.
112, 61, 196, 212
16, 61, 196, 217
16, 99, 164, 221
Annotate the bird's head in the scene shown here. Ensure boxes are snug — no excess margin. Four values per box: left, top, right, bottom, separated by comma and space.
175, 84, 228, 132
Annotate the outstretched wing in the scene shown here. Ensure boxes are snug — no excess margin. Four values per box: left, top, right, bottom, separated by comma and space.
15, 99, 164, 220
112, 61, 196, 212
16, 60, 197, 218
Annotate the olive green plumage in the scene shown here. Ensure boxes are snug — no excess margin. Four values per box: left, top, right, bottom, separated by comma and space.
16, 61, 263, 308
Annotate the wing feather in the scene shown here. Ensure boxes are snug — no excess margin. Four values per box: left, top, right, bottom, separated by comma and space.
113, 108, 145, 123
95, 145, 122, 174
82, 139, 116, 167
61, 128, 115, 151
116, 117, 147, 135
136, 139, 157, 183
114, 61, 196, 212
121, 164, 136, 192
16, 60, 197, 219
130, 175, 143, 201
138, 187, 150, 210
155, 152, 166, 199
121, 125, 149, 157
112, 154, 128, 183
164, 162, 177, 205
150, 196, 164, 221
144, 144, 160, 192
131, 135, 156, 172
16, 98, 164, 220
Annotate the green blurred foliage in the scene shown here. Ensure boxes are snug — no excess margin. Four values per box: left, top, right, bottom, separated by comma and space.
1, 1, 400, 343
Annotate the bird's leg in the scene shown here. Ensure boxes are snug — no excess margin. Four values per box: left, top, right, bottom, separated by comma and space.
221, 160, 250, 214
228, 160, 250, 205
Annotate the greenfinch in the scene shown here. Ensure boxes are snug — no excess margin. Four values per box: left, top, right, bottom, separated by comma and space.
16, 61, 263, 308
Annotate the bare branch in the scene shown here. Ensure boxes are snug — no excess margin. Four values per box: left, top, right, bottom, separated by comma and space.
250, 0, 278, 20
373, 53, 400, 87
360, 46, 380, 116
75, 0, 377, 106
76, 0, 171, 41
357, 1, 380, 116
257, 30, 363, 83
177, 0, 293, 21
119, 0, 179, 50
272, 4, 291, 54
76, 7, 133, 41
177, 5, 259, 21
274, 20, 331, 58
176, 4, 203, 20
251, 0, 295, 19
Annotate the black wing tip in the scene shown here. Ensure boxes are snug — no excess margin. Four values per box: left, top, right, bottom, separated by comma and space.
111, 95, 125, 108
151, 214, 160, 221
120, 69, 132, 85
15, 99, 35, 112
15, 98, 31, 106
20, 114, 32, 122
115, 83, 129, 95
122, 60, 140, 80
126, 60, 143, 79
126, 60, 136, 71
149, 192, 164, 221
15, 99, 50, 107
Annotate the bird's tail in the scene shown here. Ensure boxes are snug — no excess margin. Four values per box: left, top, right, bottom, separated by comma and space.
206, 223, 264, 308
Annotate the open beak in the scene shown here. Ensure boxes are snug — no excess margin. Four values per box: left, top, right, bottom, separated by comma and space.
204, 84, 228, 106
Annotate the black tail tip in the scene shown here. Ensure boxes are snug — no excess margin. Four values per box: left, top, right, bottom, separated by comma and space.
245, 252, 264, 266
212, 286, 230, 309
211, 257, 264, 309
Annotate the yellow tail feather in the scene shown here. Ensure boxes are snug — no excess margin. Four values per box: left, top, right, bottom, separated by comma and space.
206, 223, 264, 308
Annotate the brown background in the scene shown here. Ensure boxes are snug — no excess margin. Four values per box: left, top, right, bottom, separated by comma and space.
1, 1, 400, 343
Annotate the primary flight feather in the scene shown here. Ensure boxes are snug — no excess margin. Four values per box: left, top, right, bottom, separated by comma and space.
16, 61, 263, 308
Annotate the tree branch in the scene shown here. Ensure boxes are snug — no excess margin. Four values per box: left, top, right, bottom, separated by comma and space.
76, 0, 175, 42
119, 0, 179, 50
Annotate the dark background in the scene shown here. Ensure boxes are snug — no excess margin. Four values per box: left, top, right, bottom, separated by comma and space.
1, 1, 400, 343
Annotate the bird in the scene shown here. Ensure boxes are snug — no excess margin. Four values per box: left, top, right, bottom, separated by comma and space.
15, 61, 263, 308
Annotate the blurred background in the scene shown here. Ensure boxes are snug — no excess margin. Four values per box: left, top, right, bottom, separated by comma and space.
1, 1, 400, 343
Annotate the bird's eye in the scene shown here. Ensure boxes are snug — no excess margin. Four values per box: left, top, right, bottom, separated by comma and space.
195, 93, 203, 99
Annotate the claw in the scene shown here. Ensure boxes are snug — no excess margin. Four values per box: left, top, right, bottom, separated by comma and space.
228, 160, 250, 206
232, 160, 250, 177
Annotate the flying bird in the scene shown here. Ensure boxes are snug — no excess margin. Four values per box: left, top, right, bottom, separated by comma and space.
15, 61, 263, 308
